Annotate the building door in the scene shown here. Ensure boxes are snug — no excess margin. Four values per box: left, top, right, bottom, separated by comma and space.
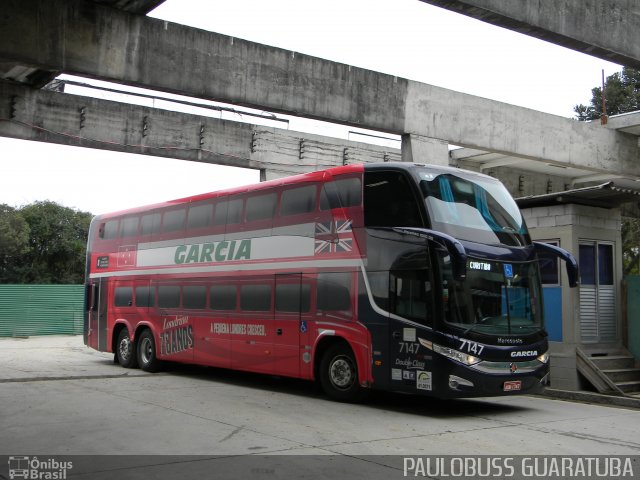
579, 241, 616, 343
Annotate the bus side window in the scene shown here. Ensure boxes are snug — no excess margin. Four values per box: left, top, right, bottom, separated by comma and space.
364, 171, 422, 227
275, 284, 311, 312
162, 209, 186, 233
158, 285, 180, 309
210, 285, 237, 311
320, 182, 340, 210
135, 286, 153, 307
183, 285, 207, 309
281, 185, 316, 216
121, 216, 139, 238
317, 273, 351, 315
140, 212, 161, 236
240, 284, 271, 312
103, 220, 119, 239
187, 203, 214, 230
334, 177, 362, 208
227, 199, 243, 225
246, 193, 277, 222
390, 271, 432, 326
114, 287, 133, 307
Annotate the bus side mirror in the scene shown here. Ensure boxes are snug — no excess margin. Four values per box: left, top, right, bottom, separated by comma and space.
393, 227, 467, 281
533, 242, 579, 288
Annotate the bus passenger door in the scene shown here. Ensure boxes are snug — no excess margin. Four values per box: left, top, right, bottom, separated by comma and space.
87, 279, 109, 352
274, 274, 308, 378
86, 280, 100, 350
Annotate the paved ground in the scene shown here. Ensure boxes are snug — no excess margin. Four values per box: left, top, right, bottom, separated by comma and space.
1, 336, 639, 479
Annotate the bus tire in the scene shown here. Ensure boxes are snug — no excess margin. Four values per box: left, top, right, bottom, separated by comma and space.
115, 328, 138, 369
319, 343, 361, 402
137, 329, 160, 372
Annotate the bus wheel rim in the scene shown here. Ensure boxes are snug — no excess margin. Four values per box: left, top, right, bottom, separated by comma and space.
118, 336, 132, 361
141, 338, 152, 364
330, 356, 354, 390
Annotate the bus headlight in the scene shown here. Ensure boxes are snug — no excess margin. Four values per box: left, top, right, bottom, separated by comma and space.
433, 343, 480, 366
537, 352, 550, 364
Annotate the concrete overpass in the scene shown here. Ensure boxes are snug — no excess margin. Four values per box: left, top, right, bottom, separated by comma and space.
1, 0, 640, 196
1, 0, 639, 190
420, 0, 640, 70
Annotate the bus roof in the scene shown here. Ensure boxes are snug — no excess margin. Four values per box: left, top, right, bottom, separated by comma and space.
94, 162, 498, 221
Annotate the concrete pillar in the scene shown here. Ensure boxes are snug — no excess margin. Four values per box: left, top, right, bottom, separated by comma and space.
401, 134, 449, 166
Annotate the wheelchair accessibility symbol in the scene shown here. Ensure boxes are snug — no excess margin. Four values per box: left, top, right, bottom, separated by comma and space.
503, 264, 513, 278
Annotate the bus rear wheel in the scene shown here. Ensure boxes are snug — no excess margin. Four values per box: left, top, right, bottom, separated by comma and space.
319, 343, 362, 402
115, 328, 138, 369
137, 329, 160, 372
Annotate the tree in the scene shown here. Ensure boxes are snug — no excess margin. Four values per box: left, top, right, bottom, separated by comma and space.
1, 201, 93, 284
574, 67, 640, 276
0, 204, 30, 283
573, 67, 640, 121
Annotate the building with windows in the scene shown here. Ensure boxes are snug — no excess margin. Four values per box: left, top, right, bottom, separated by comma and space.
517, 184, 640, 395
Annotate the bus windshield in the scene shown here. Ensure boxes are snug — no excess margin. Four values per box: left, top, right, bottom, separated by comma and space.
440, 255, 544, 336
416, 169, 530, 247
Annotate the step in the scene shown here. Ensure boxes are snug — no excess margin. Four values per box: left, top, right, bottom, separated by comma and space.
589, 355, 636, 370
602, 368, 640, 383
615, 380, 640, 393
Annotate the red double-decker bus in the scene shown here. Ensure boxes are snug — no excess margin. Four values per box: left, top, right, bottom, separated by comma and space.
84, 162, 577, 401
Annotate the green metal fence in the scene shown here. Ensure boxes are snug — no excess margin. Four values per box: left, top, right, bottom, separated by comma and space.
0, 285, 84, 337
626, 276, 640, 360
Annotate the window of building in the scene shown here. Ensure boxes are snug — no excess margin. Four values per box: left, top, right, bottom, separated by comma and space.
240, 284, 271, 311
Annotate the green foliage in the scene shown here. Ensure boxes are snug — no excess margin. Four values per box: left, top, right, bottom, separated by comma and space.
0, 201, 93, 284
574, 67, 640, 121
622, 217, 640, 276
0, 204, 31, 283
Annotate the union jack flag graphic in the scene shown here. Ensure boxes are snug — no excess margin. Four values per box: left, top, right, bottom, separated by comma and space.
315, 220, 353, 254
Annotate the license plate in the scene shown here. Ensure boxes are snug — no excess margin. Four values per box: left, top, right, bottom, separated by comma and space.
503, 380, 521, 392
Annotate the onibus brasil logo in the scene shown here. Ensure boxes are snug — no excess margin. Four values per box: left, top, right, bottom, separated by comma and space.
7, 456, 72, 479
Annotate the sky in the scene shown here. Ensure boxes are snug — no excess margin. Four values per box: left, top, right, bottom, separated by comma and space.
0, 0, 622, 215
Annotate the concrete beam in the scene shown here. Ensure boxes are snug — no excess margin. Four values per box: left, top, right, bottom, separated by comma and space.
420, 0, 640, 69
0, 0, 638, 176
0, 81, 400, 177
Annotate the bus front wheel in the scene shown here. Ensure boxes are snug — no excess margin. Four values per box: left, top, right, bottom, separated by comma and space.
137, 329, 160, 372
115, 328, 138, 369
319, 343, 362, 402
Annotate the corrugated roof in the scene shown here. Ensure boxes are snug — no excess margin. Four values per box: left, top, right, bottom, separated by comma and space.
515, 182, 640, 209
